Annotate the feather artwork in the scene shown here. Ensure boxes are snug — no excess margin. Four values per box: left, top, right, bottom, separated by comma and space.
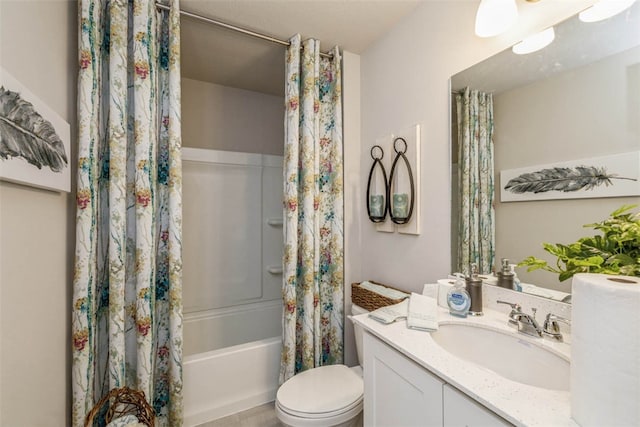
504, 166, 637, 194
0, 85, 68, 172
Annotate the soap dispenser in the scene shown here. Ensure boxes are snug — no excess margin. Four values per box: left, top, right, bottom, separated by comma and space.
496, 258, 514, 289
447, 273, 471, 318
509, 264, 522, 292
465, 263, 483, 316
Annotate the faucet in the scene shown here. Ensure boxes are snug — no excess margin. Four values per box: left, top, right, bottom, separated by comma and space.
542, 313, 571, 342
496, 300, 543, 338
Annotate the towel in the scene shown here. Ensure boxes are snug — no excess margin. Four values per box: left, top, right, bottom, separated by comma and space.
422, 283, 438, 299
368, 299, 409, 324
520, 283, 570, 301
359, 281, 410, 300
407, 292, 438, 332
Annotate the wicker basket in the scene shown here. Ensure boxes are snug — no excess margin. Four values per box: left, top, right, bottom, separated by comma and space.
85, 386, 155, 427
351, 281, 409, 311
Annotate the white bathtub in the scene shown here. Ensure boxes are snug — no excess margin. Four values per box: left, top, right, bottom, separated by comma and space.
183, 336, 282, 426
181, 147, 284, 426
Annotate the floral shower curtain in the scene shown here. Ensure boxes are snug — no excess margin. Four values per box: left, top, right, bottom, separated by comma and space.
456, 87, 495, 275
72, 0, 182, 425
280, 34, 344, 383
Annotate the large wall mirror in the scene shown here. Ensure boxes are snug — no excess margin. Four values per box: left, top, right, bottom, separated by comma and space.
450, 2, 640, 300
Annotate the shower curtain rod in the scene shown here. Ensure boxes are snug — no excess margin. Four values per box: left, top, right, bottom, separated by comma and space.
155, 2, 333, 59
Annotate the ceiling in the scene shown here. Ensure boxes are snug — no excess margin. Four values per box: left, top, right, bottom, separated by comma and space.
179, 0, 423, 96
452, 1, 640, 94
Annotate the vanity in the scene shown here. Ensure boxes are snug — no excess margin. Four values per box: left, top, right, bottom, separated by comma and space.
352, 291, 574, 427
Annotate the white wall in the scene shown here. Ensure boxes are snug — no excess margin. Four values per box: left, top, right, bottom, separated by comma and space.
494, 46, 640, 291
358, 0, 596, 293
342, 51, 362, 366
0, 1, 76, 425
182, 78, 284, 155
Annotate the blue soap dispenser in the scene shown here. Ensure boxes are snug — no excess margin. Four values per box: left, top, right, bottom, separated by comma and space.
510, 264, 522, 292
447, 272, 471, 318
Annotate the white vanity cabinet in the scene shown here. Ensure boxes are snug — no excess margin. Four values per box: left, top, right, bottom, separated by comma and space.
363, 331, 444, 426
443, 385, 512, 427
364, 331, 512, 427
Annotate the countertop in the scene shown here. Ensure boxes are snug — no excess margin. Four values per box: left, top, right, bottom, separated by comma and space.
352, 307, 576, 427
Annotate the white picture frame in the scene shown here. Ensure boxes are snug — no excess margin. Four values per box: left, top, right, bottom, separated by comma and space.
0, 67, 71, 193
500, 151, 640, 202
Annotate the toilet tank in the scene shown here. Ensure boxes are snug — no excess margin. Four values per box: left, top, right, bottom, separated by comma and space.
350, 304, 369, 367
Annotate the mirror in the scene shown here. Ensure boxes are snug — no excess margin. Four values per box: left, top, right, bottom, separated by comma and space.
450, 2, 640, 301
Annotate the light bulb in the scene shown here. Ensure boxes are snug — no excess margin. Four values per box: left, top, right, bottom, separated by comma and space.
512, 27, 555, 55
475, 0, 519, 38
579, 0, 637, 23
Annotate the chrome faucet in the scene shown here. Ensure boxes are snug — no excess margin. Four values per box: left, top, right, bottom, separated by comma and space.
542, 313, 571, 342
496, 300, 543, 338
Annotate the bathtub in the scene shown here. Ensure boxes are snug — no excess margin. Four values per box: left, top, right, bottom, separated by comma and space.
183, 336, 282, 426
181, 147, 284, 425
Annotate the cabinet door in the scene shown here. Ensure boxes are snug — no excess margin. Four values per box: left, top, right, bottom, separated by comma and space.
364, 332, 444, 427
443, 385, 512, 427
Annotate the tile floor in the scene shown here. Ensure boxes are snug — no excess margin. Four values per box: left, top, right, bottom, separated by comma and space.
198, 402, 364, 427
197, 402, 283, 427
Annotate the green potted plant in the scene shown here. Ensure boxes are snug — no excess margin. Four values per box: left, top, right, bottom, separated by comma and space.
518, 204, 640, 281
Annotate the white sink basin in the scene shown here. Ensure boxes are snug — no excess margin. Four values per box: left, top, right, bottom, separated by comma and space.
430, 323, 569, 391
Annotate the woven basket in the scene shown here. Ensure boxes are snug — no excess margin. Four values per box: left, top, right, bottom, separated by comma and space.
85, 386, 155, 427
351, 281, 408, 311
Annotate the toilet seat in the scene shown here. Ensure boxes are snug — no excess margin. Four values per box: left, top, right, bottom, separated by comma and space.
276, 364, 363, 425
277, 394, 362, 419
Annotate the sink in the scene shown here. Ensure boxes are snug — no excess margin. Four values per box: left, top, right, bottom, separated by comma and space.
430, 323, 569, 391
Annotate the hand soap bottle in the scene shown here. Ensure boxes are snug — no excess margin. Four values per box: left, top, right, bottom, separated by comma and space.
447, 273, 471, 318
509, 264, 522, 292
496, 258, 514, 289
465, 263, 483, 316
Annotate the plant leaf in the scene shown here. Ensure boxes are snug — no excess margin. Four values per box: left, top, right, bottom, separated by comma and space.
520, 205, 640, 281
504, 166, 636, 194
569, 256, 604, 267
606, 253, 636, 266
0, 86, 68, 172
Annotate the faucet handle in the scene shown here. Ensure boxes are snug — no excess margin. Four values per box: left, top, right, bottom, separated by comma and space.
543, 313, 571, 342
496, 300, 521, 311
544, 313, 571, 329
496, 300, 522, 326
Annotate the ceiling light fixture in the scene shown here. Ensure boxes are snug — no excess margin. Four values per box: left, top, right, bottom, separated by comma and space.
475, 0, 519, 37
579, 0, 637, 23
512, 27, 555, 54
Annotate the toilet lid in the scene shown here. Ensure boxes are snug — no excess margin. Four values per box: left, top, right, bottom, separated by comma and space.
277, 365, 364, 415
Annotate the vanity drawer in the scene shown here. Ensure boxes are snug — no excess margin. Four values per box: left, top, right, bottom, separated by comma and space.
364, 331, 444, 426
443, 384, 512, 427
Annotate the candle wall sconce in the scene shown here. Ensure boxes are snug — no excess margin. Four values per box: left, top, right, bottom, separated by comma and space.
366, 145, 388, 222
388, 137, 415, 224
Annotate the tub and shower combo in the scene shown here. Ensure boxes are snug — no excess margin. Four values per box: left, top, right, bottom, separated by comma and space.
181, 147, 284, 426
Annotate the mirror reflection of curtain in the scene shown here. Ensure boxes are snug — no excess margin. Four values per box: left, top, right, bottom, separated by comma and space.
456, 88, 495, 275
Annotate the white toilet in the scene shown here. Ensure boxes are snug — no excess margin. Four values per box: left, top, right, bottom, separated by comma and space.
275, 304, 368, 427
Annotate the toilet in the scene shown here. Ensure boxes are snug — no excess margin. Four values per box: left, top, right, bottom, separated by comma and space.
275, 304, 368, 427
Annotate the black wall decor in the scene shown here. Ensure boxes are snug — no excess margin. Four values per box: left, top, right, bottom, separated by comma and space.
388, 137, 415, 224
366, 145, 388, 222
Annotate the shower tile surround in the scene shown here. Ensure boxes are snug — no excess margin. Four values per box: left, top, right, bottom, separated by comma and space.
353, 283, 574, 426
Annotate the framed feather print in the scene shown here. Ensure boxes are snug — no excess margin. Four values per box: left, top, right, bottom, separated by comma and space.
500, 151, 640, 202
0, 67, 70, 192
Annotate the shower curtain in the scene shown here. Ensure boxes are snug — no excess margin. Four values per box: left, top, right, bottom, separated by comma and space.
72, 0, 182, 425
456, 87, 495, 275
280, 35, 344, 383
